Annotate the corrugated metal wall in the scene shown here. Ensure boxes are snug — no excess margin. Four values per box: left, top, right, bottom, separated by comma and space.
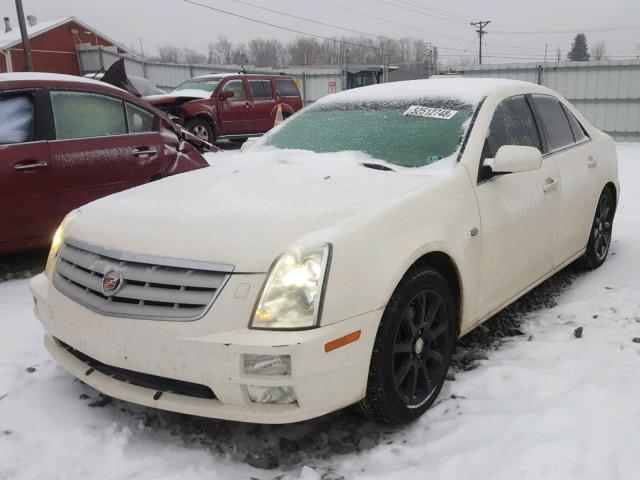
450, 60, 640, 141
78, 47, 342, 103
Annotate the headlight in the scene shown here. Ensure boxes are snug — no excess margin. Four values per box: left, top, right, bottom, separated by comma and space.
45, 211, 78, 277
251, 244, 331, 330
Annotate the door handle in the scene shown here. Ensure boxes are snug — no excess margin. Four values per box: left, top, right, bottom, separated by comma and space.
132, 148, 157, 157
587, 156, 598, 168
543, 177, 559, 193
14, 161, 48, 171
244, 102, 251, 109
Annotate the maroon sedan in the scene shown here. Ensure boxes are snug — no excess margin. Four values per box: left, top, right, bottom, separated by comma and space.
0, 72, 212, 254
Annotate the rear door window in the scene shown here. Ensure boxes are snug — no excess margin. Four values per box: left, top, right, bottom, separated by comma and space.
530, 94, 576, 152
249, 80, 273, 98
276, 79, 299, 97
51, 91, 127, 140
0, 95, 34, 144
221, 80, 247, 100
125, 103, 155, 133
485, 95, 542, 159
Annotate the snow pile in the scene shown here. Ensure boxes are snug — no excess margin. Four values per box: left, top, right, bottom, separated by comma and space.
0, 144, 639, 480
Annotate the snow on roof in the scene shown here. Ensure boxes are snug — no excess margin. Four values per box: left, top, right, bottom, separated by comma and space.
0, 72, 122, 91
0, 18, 63, 50
319, 77, 537, 106
0, 16, 134, 54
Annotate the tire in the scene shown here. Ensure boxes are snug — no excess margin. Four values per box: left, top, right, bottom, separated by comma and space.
580, 187, 615, 270
185, 118, 215, 143
359, 267, 456, 424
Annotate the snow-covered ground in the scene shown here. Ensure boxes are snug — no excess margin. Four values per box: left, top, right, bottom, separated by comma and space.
1, 145, 639, 480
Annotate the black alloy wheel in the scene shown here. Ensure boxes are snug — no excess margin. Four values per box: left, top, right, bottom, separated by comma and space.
359, 267, 456, 424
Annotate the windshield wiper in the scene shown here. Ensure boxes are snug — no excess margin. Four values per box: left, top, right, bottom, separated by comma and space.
361, 162, 395, 172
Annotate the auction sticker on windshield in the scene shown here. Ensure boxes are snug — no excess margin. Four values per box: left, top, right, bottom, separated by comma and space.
403, 106, 458, 120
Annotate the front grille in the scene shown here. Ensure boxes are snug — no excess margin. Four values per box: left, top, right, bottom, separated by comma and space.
58, 339, 216, 400
53, 240, 231, 320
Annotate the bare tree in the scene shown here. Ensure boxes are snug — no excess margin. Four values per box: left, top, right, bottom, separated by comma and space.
207, 43, 220, 64
182, 48, 206, 64
232, 43, 249, 65
157, 45, 179, 63
555, 47, 562, 61
215, 35, 234, 64
248, 38, 284, 68
591, 41, 608, 61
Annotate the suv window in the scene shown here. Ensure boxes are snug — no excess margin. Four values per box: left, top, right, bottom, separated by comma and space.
276, 79, 299, 97
562, 104, 589, 144
530, 94, 575, 152
126, 103, 155, 133
0, 95, 34, 144
221, 80, 246, 100
484, 95, 541, 159
249, 79, 273, 98
51, 91, 127, 140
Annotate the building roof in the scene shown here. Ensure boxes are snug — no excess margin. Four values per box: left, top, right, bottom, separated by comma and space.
0, 16, 135, 55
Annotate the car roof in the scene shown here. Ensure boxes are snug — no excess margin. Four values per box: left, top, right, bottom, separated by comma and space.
319, 77, 549, 106
190, 73, 291, 80
0, 72, 123, 91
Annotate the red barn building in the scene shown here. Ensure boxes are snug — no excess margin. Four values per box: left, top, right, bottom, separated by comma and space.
0, 16, 135, 75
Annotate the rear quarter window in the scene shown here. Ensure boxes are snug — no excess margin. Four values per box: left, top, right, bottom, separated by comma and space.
276, 79, 300, 97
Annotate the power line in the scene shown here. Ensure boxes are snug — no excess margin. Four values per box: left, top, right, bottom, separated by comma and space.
374, 0, 470, 24
398, 0, 477, 22
223, 0, 380, 39
493, 25, 640, 34
178, 0, 375, 50
320, 0, 472, 44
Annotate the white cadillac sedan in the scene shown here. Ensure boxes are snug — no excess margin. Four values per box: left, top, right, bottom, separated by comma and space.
30, 78, 618, 425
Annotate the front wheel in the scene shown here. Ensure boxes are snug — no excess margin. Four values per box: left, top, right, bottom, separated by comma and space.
359, 267, 456, 424
581, 188, 615, 269
185, 118, 215, 143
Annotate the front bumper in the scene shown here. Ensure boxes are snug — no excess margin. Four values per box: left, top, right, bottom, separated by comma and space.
30, 273, 381, 424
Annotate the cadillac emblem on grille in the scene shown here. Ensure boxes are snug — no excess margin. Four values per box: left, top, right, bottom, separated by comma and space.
101, 271, 123, 296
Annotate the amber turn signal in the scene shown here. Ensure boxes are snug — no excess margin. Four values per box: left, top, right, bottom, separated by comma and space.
324, 330, 361, 353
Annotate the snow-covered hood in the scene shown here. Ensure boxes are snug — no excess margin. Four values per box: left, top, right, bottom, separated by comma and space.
65, 149, 450, 272
145, 89, 211, 105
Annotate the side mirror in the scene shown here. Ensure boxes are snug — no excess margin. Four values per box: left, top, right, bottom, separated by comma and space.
483, 145, 543, 179
220, 90, 235, 100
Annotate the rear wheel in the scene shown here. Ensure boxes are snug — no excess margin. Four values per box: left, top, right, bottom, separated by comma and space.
185, 118, 214, 143
581, 188, 615, 269
359, 267, 456, 424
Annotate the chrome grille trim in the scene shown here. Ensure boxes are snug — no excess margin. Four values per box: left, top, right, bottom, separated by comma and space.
53, 239, 233, 321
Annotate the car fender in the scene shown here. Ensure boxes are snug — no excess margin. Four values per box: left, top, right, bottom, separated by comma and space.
302, 165, 482, 333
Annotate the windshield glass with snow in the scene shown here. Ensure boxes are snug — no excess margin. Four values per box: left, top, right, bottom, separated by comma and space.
264, 98, 474, 168
174, 78, 221, 94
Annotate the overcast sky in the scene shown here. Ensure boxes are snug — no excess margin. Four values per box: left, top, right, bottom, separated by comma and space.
1, 0, 639, 63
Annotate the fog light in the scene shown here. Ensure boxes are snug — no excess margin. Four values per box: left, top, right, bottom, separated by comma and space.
247, 385, 297, 404
244, 354, 291, 376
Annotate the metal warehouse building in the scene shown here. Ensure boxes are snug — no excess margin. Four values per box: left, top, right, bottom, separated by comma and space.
0, 16, 134, 75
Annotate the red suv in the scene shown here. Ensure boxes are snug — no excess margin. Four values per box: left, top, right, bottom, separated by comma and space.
0, 73, 211, 254
146, 74, 303, 143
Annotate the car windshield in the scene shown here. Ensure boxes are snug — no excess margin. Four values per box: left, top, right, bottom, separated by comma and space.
174, 78, 221, 94
262, 98, 475, 168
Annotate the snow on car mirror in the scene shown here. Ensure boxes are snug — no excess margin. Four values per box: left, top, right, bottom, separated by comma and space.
492, 145, 543, 175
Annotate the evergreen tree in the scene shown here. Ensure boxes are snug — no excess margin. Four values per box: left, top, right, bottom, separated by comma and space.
567, 33, 591, 61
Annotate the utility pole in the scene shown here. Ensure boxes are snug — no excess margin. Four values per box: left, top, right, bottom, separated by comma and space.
470, 20, 490, 65
15, 0, 33, 71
